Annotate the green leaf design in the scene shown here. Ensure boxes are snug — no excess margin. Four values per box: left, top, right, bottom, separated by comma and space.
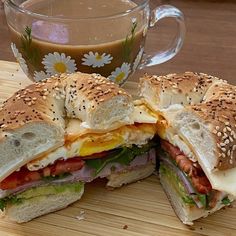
122, 21, 138, 62
20, 26, 40, 68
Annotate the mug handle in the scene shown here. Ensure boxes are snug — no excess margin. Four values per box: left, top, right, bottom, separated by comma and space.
139, 5, 186, 69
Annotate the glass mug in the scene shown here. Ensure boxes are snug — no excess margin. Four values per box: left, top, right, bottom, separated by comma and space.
4, 0, 185, 84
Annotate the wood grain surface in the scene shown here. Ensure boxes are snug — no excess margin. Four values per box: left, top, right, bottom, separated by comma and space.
1, 60, 236, 236
0, 0, 236, 84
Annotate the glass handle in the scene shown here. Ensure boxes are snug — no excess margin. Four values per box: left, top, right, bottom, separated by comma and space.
139, 5, 186, 69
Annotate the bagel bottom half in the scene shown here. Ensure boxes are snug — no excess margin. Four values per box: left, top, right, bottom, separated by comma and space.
1, 182, 84, 223
159, 164, 226, 225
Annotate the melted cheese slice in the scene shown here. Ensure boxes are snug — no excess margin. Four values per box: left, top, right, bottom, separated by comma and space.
205, 168, 236, 196
160, 106, 236, 196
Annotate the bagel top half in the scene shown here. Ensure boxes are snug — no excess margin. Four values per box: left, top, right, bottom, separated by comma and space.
139, 72, 236, 196
0, 72, 136, 182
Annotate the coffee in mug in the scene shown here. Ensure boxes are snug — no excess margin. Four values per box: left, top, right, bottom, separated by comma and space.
5, 0, 185, 84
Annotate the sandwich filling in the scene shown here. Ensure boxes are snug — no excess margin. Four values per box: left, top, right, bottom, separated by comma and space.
159, 140, 232, 210
0, 116, 158, 210
0, 182, 84, 212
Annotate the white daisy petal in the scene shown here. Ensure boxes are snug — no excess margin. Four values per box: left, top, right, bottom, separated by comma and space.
82, 51, 113, 68
34, 71, 49, 82
109, 62, 131, 84
42, 52, 77, 75
11, 43, 28, 75
133, 47, 144, 72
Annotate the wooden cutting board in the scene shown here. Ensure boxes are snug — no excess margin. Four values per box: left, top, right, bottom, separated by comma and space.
0, 60, 236, 236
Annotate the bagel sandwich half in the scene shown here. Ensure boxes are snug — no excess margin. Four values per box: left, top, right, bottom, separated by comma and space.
0, 72, 158, 223
139, 72, 236, 225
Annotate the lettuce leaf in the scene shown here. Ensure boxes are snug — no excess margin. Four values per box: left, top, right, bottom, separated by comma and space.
222, 197, 231, 205
0, 195, 22, 211
160, 164, 209, 209
86, 141, 156, 176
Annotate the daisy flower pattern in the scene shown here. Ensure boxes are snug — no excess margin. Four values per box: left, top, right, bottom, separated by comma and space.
132, 47, 144, 71
143, 25, 148, 37
34, 70, 49, 82
11, 43, 28, 75
42, 52, 77, 75
82, 51, 113, 68
109, 62, 131, 84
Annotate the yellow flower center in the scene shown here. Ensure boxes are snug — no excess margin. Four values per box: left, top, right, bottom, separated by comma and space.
54, 62, 67, 73
95, 54, 102, 60
115, 72, 125, 83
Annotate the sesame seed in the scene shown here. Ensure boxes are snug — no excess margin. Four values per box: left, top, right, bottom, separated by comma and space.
213, 129, 217, 134
229, 136, 234, 142
216, 126, 220, 130
221, 153, 226, 158
222, 133, 228, 138
220, 142, 226, 147
225, 139, 230, 144
221, 147, 226, 152
217, 132, 222, 137
226, 126, 232, 132
43, 96, 47, 100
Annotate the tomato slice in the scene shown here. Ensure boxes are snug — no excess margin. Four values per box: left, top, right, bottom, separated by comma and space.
161, 139, 184, 157
0, 157, 84, 190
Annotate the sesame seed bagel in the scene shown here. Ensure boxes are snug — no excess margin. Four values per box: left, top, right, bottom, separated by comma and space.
139, 72, 236, 170
139, 72, 227, 111
139, 72, 236, 221
0, 72, 133, 182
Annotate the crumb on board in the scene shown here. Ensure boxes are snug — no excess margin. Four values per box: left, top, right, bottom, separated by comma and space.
75, 210, 85, 221
123, 225, 128, 230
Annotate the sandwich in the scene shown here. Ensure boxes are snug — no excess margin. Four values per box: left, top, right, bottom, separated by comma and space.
0, 72, 158, 223
139, 72, 236, 224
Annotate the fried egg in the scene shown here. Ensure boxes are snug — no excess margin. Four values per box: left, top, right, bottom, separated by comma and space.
27, 105, 158, 171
